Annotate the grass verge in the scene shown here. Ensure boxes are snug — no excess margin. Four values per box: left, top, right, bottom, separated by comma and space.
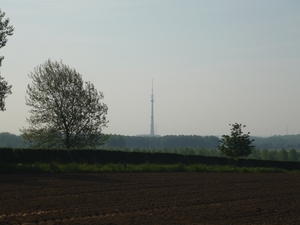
0, 162, 296, 174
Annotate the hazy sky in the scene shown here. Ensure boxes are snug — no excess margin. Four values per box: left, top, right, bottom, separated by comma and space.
1, 0, 300, 137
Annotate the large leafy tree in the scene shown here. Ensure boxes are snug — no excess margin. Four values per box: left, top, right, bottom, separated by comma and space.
0, 9, 14, 111
20, 59, 109, 149
218, 123, 254, 158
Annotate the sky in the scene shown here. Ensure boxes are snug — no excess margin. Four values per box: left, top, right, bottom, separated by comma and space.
0, 0, 300, 137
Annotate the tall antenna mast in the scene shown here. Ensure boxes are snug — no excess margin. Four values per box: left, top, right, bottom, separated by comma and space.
150, 80, 155, 136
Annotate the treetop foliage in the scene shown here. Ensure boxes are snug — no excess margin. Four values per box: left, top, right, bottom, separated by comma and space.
20, 59, 109, 149
0, 9, 14, 111
0, 9, 14, 66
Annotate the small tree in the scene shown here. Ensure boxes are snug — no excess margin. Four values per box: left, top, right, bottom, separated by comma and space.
0, 9, 14, 111
20, 59, 109, 149
278, 148, 288, 161
218, 123, 254, 158
288, 149, 298, 161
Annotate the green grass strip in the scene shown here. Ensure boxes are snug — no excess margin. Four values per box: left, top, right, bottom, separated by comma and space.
0, 162, 296, 174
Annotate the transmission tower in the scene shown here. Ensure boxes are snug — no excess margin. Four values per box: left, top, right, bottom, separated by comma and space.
150, 80, 155, 136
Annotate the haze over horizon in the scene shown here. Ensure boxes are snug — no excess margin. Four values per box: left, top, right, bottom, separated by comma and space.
1, 1, 300, 137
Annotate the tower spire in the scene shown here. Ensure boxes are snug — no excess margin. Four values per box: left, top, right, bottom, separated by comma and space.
150, 80, 154, 136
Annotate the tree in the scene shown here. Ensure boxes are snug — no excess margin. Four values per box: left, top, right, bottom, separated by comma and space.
278, 148, 288, 161
249, 148, 261, 160
288, 149, 298, 161
268, 150, 278, 161
0, 9, 14, 111
106, 135, 126, 149
0, 132, 25, 148
218, 123, 254, 158
260, 149, 269, 160
20, 59, 109, 149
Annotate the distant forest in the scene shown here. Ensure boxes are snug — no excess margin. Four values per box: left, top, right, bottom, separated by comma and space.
0, 133, 26, 148
106, 134, 300, 150
1, 132, 300, 151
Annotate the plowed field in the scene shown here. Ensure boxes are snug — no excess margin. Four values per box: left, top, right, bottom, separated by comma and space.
0, 173, 300, 225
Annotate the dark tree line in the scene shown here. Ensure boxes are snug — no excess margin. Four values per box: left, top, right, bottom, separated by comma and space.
106, 134, 300, 151
2, 133, 300, 154
0, 132, 25, 148
106, 135, 220, 150
253, 135, 300, 150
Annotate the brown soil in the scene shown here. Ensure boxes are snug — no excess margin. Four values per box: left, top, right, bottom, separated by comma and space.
0, 173, 299, 225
